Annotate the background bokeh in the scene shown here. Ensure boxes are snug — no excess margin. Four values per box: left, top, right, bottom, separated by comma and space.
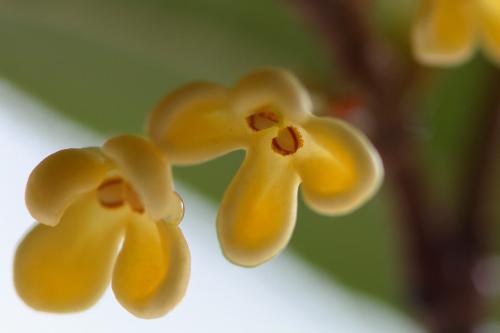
1, 0, 499, 324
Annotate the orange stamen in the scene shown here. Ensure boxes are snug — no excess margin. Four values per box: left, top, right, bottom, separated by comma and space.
246, 106, 280, 131
272, 126, 303, 156
97, 178, 124, 208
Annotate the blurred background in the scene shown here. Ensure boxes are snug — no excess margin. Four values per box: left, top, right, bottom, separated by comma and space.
0, 0, 499, 331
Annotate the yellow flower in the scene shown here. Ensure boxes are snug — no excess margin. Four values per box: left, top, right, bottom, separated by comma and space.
15, 134, 190, 319
413, 0, 500, 66
148, 68, 383, 267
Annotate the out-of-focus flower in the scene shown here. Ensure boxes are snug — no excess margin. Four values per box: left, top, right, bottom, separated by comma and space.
413, 0, 500, 66
148, 68, 383, 267
15, 134, 190, 319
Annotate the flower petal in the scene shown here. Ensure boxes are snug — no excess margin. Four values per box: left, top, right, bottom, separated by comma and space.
479, 0, 500, 63
102, 135, 174, 221
148, 82, 246, 164
231, 68, 312, 124
25, 148, 109, 226
217, 140, 300, 267
296, 117, 383, 215
412, 0, 476, 65
112, 216, 190, 318
14, 193, 125, 312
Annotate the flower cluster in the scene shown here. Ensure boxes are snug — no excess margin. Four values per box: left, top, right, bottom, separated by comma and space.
16, 69, 383, 317
413, 0, 500, 66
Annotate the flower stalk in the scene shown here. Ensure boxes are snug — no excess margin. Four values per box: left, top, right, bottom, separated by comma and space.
288, 0, 500, 332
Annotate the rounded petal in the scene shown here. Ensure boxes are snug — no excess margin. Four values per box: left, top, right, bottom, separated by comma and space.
231, 68, 313, 124
296, 117, 383, 215
217, 141, 300, 267
14, 193, 125, 312
112, 216, 190, 318
102, 135, 174, 221
26, 148, 109, 226
479, 0, 500, 63
148, 82, 246, 164
412, 0, 476, 66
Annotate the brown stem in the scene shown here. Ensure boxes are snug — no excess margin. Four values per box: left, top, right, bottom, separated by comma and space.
430, 69, 500, 333
288, 0, 498, 332
459, 69, 500, 252
288, 0, 436, 283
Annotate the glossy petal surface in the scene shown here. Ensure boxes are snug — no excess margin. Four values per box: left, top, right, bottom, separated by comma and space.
217, 138, 300, 267
148, 82, 245, 164
25, 148, 109, 226
296, 117, 383, 215
15, 193, 125, 312
112, 216, 190, 318
102, 135, 174, 220
413, 0, 476, 65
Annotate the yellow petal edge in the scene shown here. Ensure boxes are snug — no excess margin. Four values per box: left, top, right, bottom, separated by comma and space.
25, 148, 109, 226
148, 82, 246, 164
112, 216, 190, 318
15, 193, 125, 312
297, 117, 384, 215
102, 134, 174, 221
412, 0, 476, 66
217, 141, 300, 267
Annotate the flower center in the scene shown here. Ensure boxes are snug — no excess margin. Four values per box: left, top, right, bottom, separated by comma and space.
272, 126, 303, 156
246, 105, 303, 156
246, 105, 280, 131
97, 177, 145, 213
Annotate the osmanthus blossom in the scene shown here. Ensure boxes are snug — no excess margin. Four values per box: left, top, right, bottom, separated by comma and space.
15, 134, 190, 318
148, 68, 384, 267
413, 0, 500, 66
